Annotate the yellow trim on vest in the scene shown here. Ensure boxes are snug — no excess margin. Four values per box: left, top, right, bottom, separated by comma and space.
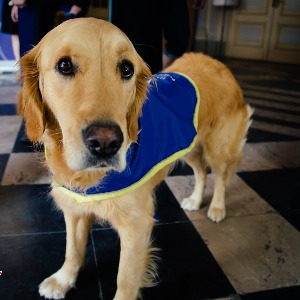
50, 73, 200, 203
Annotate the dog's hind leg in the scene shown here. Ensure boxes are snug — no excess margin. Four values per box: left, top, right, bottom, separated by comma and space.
207, 166, 228, 223
181, 147, 207, 211
206, 106, 253, 222
39, 210, 92, 299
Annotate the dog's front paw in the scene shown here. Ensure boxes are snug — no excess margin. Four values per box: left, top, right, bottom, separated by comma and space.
39, 272, 75, 300
207, 206, 226, 223
181, 197, 200, 211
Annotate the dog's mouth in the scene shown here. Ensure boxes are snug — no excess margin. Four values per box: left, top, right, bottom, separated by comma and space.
85, 152, 123, 171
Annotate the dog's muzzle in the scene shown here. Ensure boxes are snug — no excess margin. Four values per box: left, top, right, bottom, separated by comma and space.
82, 122, 124, 161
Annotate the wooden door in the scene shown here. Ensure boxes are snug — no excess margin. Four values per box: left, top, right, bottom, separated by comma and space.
225, 0, 300, 63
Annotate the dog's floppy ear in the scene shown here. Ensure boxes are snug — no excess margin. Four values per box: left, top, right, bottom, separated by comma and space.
127, 58, 152, 142
17, 45, 45, 142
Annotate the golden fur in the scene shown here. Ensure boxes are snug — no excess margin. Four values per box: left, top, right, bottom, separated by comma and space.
17, 18, 252, 300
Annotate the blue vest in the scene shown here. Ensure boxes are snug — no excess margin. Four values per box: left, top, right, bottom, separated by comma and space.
58, 72, 200, 203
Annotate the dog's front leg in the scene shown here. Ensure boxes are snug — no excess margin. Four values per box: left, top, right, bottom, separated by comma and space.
39, 211, 92, 299
111, 197, 156, 300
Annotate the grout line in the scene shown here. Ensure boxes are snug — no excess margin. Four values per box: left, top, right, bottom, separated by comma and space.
90, 231, 104, 300
155, 219, 191, 227
0, 221, 191, 239
0, 230, 66, 238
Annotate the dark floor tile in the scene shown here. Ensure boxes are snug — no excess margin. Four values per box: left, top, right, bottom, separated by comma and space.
0, 104, 17, 115
244, 93, 300, 107
168, 161, 193, 176
239, 167, 300, 231
244, 79, 300, 92
168, 161, 213, 177
241, 285, 300, 300
91, 228, 119, 300
250, 103, 300, 117
143, 223, 236, 300
154, 181, 189, 223
12, 123, 44, 153
0, 154, 9, 182
252, 115, 300, 129
247, 127, 300, 143
92, 222, 236, 300
244, 87, 300, 100
0, 232, 100, 300
0, 185, 65, 234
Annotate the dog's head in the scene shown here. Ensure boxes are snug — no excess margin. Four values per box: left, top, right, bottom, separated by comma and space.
18, 18, 152, 174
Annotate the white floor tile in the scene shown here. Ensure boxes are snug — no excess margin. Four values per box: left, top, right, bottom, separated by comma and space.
240, 141, 300, 172
165, 174, 275, 221
192, 214, 300, 293
0, 116, 22, 154
1, 152, 51, 185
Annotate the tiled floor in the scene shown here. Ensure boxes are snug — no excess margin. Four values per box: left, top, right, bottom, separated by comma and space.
0, 58, 300, 300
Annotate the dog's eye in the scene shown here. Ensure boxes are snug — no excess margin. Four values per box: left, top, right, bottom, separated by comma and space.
57, 58, 74, 76
120, 60, 134, 79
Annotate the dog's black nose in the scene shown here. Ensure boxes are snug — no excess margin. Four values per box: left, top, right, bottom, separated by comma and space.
82, 123, 124, 158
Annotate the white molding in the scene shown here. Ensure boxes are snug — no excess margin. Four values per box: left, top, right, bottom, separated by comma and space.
0, 60, 18, 73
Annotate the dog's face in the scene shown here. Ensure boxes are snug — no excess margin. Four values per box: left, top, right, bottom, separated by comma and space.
18, 18, 152, 173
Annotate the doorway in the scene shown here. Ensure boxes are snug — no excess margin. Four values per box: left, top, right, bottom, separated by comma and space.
225, 0, 300, 63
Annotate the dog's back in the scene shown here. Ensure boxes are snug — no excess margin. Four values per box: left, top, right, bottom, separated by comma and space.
165, 53, 253, 221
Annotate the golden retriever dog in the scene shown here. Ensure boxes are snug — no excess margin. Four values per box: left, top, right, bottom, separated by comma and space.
17, 18, 252, 300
